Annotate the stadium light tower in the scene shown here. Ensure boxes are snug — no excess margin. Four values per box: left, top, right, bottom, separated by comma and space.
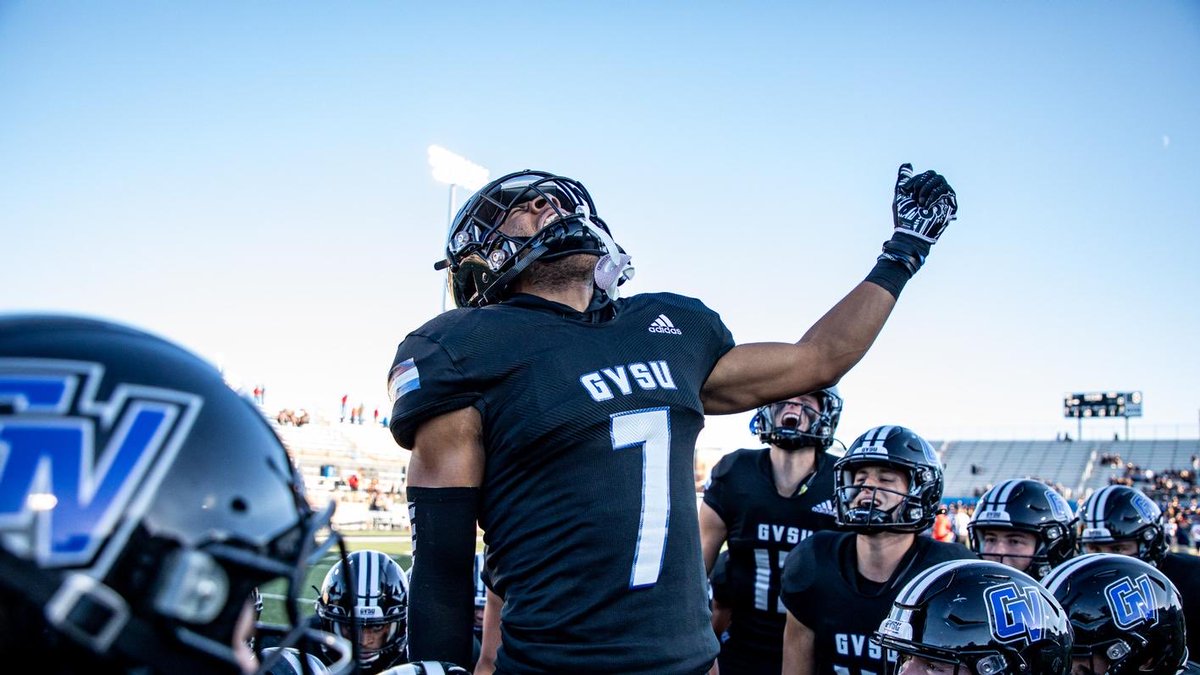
428, 145, 489, 312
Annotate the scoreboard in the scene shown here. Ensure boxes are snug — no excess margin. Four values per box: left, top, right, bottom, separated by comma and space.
1063, 391, 1143, 419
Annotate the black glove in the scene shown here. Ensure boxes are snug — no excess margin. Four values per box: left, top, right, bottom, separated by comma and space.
892, 163, 957, 244
866, 163, 958, 298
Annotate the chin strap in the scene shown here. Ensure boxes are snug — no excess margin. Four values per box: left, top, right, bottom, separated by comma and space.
575, 203, 634, 298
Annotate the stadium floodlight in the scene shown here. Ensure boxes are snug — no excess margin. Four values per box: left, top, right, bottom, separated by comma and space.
428, 145, 490, 191
427, 145, 489, 312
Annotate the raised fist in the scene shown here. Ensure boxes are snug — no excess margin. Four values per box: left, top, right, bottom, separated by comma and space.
892, 163, 957, 244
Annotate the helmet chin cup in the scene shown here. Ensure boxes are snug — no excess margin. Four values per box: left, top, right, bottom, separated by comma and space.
594, 252, 633, 298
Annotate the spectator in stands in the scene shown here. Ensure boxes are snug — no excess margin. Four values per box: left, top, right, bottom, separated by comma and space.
931, 506, 955, 542
952, 501, 972, 546
967, 478, 1077, 580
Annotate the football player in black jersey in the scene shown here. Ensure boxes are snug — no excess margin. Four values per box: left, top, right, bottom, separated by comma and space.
874, 559, 1072, 675
388, 166, 958, 673
966, 478, 1077, 581
699, 387, 844, 674
710, 549, 734, 645
1077, 484, 1200, 671
780, 426, 975, 675
1044, 553, 1189, 675
0, 314, 353, 675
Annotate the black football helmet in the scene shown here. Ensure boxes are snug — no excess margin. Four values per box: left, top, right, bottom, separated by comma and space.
833, 425, 944, 533
749, 386, 843, 452
1078, 485, 1169, 566
0, 313, 351, 674
968, 479, 1077, 580
874, 559, 1072, 675
315, 549, 409, 671
1044, 553, 1187, 675
436, 170, 634, 308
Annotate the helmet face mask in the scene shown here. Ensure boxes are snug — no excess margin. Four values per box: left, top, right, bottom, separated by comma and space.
316, 549, 409, 668
750, 387, 843, 452
833, 425, 943, 533
875, 560, 1073, 675
967, 479, 1077, 580
1077, 485, 1168, 566
440, 170, 633, 308
0, 313, 350, 674
1043, 553, 1187, 675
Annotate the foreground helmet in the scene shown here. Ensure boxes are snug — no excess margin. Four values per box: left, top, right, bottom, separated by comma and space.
1078, 485, 1169, 566
1044, 553, 1186, 675
874, 559, 1072, 675
380, 663, 470, 675
316, 549, 409, 670
749, 387, 843, 451
259, 647, 331, 675
0, 313, 350, 674
833, 425, 943, 533
968, 479, 1077, 580
436, 169, 634, 308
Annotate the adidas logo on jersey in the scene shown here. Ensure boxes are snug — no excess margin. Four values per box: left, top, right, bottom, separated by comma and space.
812, 499, 837, 516
648, 314, 682, 335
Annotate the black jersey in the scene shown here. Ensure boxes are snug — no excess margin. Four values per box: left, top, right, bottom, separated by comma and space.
780, 531, 976, 675
1160, 552, 1200, 664
703, 448, 838, 674
389, 292, 733, 675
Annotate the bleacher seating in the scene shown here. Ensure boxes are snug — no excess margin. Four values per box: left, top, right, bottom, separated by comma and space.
937, 438, 1200, 505
1079, 439, 1200, 494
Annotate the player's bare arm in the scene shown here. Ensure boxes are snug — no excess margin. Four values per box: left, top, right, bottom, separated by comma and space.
699, 501, 730, 574
700, 283, 895, 414
406, 406, 485, 666
408, 406, 486, 487
702, 163, 957, 415
782, 612, 817, 675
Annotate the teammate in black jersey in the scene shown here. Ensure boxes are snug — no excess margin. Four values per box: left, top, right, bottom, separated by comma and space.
1078, 484, 1200, 671
388, 166, 959, 673
1045, 553, 1189, 675
966, 478, 1077, 581
780, 426, 975, 675
700, 387, 844, 674
874, 559, 1072, 675
710, 549, 734, 645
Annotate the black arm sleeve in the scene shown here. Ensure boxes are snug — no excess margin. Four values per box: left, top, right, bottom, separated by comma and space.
406, 486, 481, 668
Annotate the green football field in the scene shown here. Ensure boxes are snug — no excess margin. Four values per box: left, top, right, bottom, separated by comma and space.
259, 531, 484, 624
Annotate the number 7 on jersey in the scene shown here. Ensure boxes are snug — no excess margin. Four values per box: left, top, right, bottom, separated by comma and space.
611, 407, 671, 589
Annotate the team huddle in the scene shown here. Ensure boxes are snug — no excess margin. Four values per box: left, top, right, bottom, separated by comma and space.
0, 164, 1194, 674
700, 390, 1199, 675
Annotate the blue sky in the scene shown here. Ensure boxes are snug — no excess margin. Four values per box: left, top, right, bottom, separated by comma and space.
3, 1, 1198, 450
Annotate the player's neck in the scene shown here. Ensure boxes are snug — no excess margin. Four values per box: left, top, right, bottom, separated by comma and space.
854, 531, 915, 583
511, 255, 597, 312
768, 446, 817, 497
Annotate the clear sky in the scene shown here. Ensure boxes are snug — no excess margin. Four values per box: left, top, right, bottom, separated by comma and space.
3, 1, 1198, 451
